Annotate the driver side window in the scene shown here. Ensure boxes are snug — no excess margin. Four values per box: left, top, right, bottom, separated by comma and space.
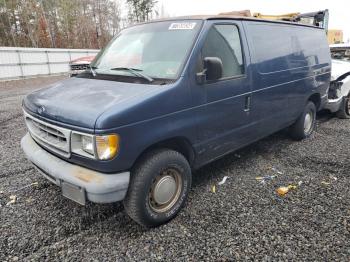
200, 24, 244, 79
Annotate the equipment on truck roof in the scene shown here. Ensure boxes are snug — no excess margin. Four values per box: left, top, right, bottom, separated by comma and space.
219, 10, 329, 31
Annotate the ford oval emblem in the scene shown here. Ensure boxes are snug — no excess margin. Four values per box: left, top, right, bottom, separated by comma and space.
37, 106, 45, 114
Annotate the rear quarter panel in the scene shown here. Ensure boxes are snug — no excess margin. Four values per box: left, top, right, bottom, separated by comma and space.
244, 21, 331, 124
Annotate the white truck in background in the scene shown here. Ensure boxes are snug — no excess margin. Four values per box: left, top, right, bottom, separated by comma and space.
325, 59, 350, 118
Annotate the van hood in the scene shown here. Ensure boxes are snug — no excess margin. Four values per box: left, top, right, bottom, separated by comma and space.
23, 77, 163, 129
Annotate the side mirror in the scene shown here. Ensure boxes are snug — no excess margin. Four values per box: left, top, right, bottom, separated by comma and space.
196, 57, 223, 84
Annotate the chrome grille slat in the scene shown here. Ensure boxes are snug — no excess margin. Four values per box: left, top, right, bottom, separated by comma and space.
23, 110, 71, 158
32, 121, 66, 139
70, 64, 88, 71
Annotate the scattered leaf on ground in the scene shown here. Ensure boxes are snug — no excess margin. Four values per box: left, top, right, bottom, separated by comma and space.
255, 175, 277, 184
276, 185, 297, 197
6, 195, 17, 205
218, 176, 229, 185
271, 166, 284, 175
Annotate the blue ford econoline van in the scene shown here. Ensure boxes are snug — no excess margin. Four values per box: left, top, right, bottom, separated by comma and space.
21, 16, 331, 227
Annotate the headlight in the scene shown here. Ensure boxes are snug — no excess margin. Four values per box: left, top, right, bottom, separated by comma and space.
71, 132, 119, 160
95, 134, 119, 160
71, 132, 95, 158
82, 135, 94, 155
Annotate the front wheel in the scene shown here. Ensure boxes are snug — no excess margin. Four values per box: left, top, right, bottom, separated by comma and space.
123, 149, 192, 228
289, 101, 317, 140
336, 95, 350, 119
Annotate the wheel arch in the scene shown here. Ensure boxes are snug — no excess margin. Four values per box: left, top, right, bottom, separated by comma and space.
132, 136, 196, 170
308, 93, 321, 111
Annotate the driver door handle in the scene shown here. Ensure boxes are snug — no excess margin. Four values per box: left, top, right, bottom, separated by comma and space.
244, 95, 251, 112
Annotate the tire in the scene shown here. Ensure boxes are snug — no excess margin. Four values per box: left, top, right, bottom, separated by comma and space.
123, 149, 192, 228
289, 101, 317, 141
336, 95, 350, 119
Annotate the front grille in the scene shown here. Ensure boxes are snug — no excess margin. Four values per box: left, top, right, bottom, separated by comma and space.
24, 110, 71, 158
70, 64, 89, 71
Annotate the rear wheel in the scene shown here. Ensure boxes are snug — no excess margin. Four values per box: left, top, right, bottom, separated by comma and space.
336, 95, 350, 119
123, 149, 191, 228
289, 101, 317, 140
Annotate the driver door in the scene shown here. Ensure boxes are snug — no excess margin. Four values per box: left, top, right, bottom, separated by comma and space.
192, 21, 253, 164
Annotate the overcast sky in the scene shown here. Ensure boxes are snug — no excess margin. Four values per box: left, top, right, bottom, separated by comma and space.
156, 0, 350, 42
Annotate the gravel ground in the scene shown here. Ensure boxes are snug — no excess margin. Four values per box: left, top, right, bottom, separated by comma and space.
1, 76, 350, 261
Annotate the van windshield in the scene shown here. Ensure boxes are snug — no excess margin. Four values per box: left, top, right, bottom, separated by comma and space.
91, 20, 202, 80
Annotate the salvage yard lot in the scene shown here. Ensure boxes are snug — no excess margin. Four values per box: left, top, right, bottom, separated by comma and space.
0, 76, 350, 260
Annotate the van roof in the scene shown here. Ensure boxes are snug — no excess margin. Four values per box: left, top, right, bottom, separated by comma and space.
143, 15, 322, 29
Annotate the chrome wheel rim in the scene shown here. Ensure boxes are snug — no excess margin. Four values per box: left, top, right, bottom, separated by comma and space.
304, 111, 313, 134
149, 168, 182, 213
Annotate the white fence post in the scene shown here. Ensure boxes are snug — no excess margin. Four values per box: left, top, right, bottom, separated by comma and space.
45, 50, 51, 75
68, 50, 72, 62
16, 49, 24, 78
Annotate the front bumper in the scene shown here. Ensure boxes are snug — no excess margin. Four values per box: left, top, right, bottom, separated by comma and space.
21, 133, 130, 205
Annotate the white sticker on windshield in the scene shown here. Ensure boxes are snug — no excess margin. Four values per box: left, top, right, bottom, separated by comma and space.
169, 22, 196, 30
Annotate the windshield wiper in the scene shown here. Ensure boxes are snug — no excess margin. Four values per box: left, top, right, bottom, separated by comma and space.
88, 65, 97, 77
110, 67, 154, 82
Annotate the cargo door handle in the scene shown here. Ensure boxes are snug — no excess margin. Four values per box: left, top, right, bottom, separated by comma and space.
244, 95, 251, 112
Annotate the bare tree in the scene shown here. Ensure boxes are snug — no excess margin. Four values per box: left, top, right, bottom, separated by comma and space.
127, 0, 157, 23
0, 0, 129, 49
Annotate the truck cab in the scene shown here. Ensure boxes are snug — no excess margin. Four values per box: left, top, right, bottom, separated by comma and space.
21, 16, 331, 227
